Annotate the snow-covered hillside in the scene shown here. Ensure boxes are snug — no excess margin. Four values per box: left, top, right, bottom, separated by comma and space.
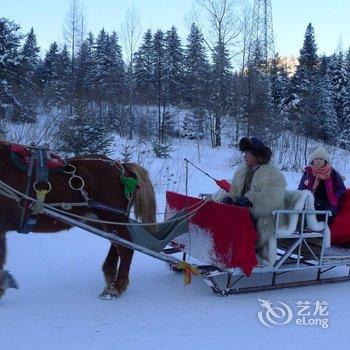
1, 138, 350, 350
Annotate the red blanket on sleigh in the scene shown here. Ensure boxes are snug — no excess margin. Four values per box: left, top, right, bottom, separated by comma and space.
331, 189, 350, 245
166, 191, 258, 276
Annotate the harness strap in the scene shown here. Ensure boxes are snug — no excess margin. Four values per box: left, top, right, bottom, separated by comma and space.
88, 199, 127, 216
18, 147, 51, 233
18, 152, 36, 234
35, 148, 49, 184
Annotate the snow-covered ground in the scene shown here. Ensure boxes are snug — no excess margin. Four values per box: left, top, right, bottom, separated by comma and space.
1, 138, 350, 350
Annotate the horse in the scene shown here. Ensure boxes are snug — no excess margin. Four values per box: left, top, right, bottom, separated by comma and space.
0, 140, 156, 300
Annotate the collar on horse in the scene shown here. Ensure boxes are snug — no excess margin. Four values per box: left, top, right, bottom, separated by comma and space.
9, 144, 64, 233
10, 143, 65, 173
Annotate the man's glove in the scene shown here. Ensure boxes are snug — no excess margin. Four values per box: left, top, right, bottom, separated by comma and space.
234, 196, 253, 208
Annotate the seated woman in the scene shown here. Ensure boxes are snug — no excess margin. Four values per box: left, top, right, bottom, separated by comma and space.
298, 146, 346, 223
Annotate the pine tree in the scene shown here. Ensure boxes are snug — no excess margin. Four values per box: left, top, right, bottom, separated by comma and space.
133, 29, 154, 103
92, 29, 125, 103
270, 53, 289, 111
210, 40, 232, 147
183, 24, 209, 108
282, 23, 321, 139
182, 24, 209, 139
328, 52, 350, 146
340, 49, 350, 147
16, 28, 41, 122
0, 18, 23, 120
41, 42, 71, 106
152, 29, 166, 142
318, 71, 338, 142
57, 101, 113, 156
299, 24, 318, 71
245, 44, 274, 139
109, 31, 125, 101
74, 32, 94, 100
183, 108, 205, 140
40, 41, 59, 86
164, 26, 184, 104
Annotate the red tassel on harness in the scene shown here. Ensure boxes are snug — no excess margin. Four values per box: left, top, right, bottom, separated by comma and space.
215, 179, 231, 193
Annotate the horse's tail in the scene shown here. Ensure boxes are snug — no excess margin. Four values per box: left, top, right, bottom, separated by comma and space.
124, 163, 157, 224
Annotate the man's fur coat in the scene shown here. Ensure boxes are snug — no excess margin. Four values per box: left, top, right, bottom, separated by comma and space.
213, 163, 287, 265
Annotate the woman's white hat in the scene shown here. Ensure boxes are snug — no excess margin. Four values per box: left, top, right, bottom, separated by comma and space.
309, 146, 331, 164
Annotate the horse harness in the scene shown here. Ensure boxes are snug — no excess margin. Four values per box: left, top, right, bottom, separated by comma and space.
9, 143, 139, 234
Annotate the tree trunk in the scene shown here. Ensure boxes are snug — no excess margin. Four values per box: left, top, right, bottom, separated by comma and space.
304, 137, 309, 166
215, 112, 221, 147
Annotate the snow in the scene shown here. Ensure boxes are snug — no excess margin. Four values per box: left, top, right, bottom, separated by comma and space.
1, 138, 350, 350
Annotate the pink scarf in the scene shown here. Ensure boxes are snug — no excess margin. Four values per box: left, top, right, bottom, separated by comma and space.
304, 165, 338, 207
310, 164, 332, 191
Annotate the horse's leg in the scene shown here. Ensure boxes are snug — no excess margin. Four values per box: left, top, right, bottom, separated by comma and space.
99, 227, 133, 299
114, 227, 133, 295
102, 243, 119, 285
0, 232, 6, 298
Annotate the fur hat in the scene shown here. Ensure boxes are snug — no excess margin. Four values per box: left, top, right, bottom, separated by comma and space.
239, 137, 272, 164
309, 146, 331, 164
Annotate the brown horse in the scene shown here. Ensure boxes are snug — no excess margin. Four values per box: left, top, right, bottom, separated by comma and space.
0, 141, 156, 300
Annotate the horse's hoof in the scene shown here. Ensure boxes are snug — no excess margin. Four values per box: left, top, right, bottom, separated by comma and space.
115, 277, 129, 295
0, 270, 19, 290
99, 290, 118, 300
99, 283, 119, 300
0, 289, 5, 300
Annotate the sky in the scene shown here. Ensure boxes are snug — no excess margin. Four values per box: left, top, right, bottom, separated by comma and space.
1, 0, 350, 58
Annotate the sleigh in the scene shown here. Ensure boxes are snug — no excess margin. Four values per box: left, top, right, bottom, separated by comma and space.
163, 190, 350, 296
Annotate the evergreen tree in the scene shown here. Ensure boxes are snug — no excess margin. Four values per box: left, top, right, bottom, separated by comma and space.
340, 50, 350, 147
328, 52, 350, 145
133, 29, 154, 103
91, 29, 125, 103
109, 31, 125, 101
0, 18, 23, 120
245, 44, 274, 139
57, 101, 113, 156
318, 70, 338, 142
210, 40, 232, 147
41, 42, 71, 106
345, 48, 350, 85
299, 24, 318, 71
74, 32, 95, 100
183, 108, 205, 140
40, 41, 59, 87
282, 23, 322, 139
183, 24, 209, 108
270, 53, 289, 111
164, 26, 184, 104
182, 24, 209, 139
152, 29, 167, 141
15, 28, 41, 122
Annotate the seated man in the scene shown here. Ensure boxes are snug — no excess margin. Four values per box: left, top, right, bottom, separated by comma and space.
211, 137, 287, 265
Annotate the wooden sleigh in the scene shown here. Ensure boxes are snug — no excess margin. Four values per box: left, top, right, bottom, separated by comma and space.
163, 191, 350, 296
